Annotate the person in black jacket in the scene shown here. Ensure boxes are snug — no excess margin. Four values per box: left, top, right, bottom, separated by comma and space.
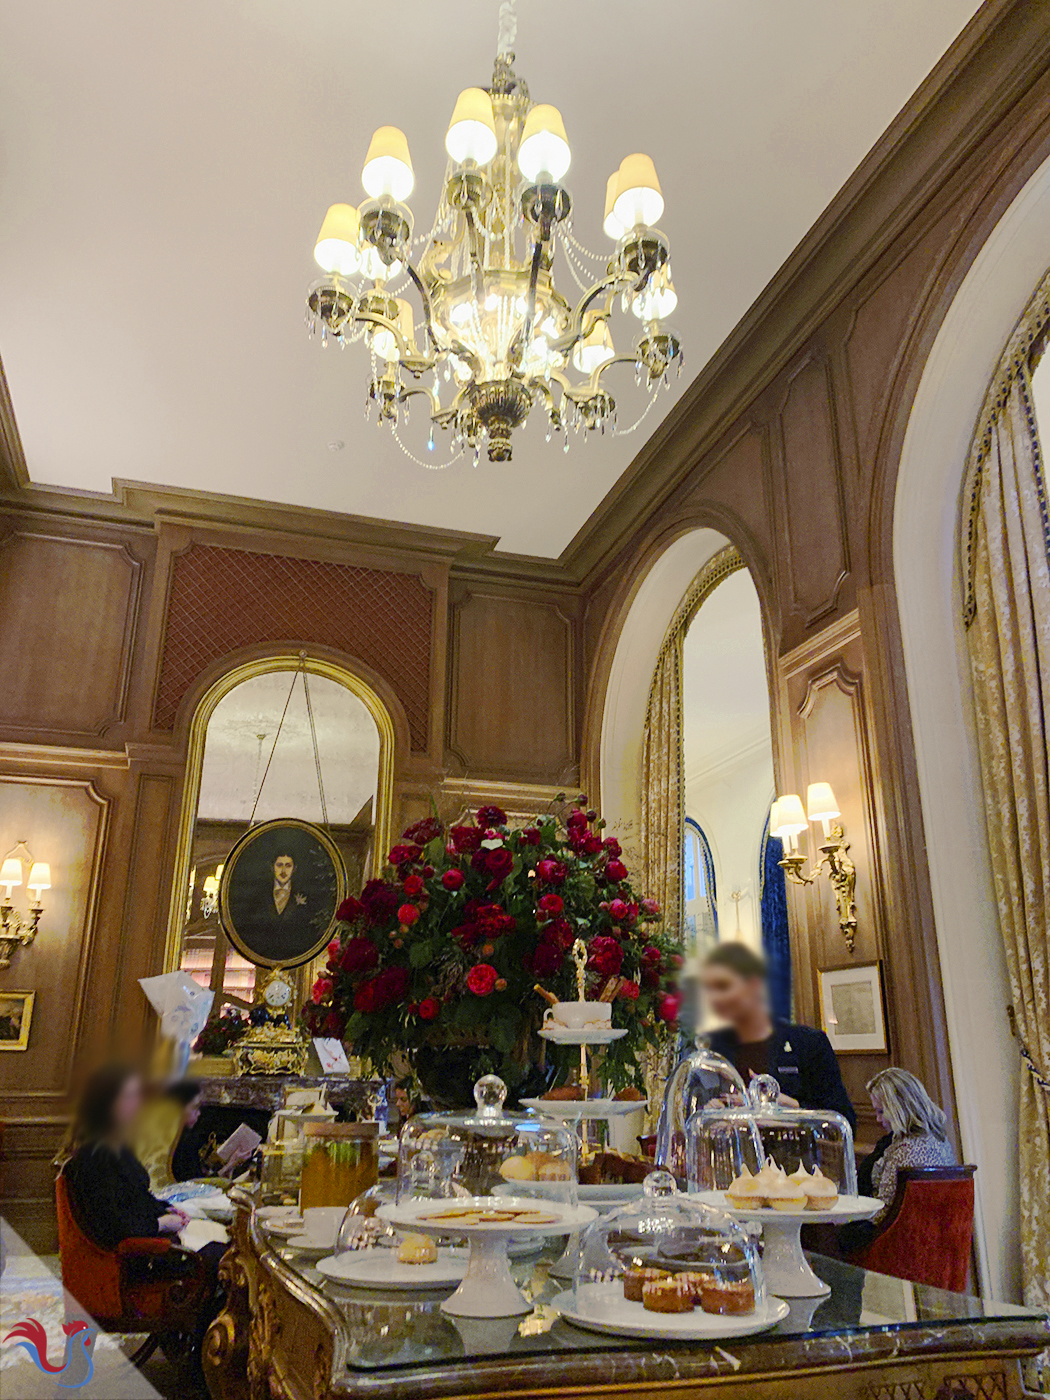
700, 942, 856, 1131
61, 1065, 189, 1247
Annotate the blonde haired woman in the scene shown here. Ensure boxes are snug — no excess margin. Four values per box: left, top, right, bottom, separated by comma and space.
866, 1067, 956, 1216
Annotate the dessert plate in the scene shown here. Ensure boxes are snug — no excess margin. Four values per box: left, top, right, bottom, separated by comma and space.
538, 1027, 627, 1045
552, 1283, 788, 1341
519, 1097, 641, 1119
316, 1248, 467, 1290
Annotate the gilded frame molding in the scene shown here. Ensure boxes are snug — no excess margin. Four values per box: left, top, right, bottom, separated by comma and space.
163, 652, 396, 976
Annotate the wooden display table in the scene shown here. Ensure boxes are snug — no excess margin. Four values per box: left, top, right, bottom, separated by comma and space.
204, 1194, 1048, 1400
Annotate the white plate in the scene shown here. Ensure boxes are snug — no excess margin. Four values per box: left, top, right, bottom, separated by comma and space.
691, 1190, 883, 1224
539, 1027, 628, 1045
553, 1283, 789, 1341
286, 1234, 339, 1255
520, 1097, 644, 1120
264, 1215, 306, 1237
496, 1180, 644, 1208
315, 1248, 467, 1290
378, 1196, 597, 1238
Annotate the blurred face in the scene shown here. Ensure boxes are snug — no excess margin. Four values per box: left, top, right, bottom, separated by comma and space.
183, 1094, 202, 1129
871, 1091, 890, 1131
394, 1087, 411, 1118
274, 856, 294, 884
112, 1074, 143, 1134
701, 964, 765, 1027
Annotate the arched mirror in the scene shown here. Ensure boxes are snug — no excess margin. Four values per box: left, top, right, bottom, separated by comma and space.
166, 657, 394, 1011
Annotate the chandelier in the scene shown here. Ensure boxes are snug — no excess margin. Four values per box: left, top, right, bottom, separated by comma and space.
305, 2, 681, 465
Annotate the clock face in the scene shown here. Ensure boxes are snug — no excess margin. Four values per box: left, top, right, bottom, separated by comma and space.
264, 976, 293, 1008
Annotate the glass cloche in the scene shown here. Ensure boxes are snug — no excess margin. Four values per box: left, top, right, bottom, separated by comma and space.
575, 1169, 765, 1318
396, 1074, 579, 1210
655, 1044, 749, 1179
686, 1074, 858, 1196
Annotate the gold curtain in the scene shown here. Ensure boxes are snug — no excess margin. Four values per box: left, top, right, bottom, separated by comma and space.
963, 272, 1050, 1310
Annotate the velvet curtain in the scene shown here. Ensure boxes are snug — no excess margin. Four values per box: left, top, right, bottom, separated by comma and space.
963, 277, 1050, 1310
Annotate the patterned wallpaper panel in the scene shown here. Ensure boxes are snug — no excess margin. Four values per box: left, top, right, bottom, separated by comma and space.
153, 543, 433, 748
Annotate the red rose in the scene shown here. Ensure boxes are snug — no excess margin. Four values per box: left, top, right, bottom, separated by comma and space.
641, 898, 660, 916
327, 938, 341, 960
618, 979, 640, 1001
658, 992, 682, 1023
641, 944, 661, 965
602, 838, 622, 859
403, 873, 425, 898
466, 962, 498, 996
544, 917, 575, 951
626, 902, 639, 923
518, 827, 542, 846
388, 843, 423, 867
536, 858, 568, 886
336, 896, 364, 924
567, 808, 588, 830
360, 880, 401, 926
418, 996, 440, 1021
530, 942, 563, 977
354, 979, 381, 1013
403, 816, 443, 845
376, 966, 410, 1005
340, 936, 379, 975
537, 893, 564, 919
642, 965, 660, 988
587, 935, 624, 978
472, 846, 514, 884
476, 805, 508, 828
442, 868, 465, 891
450, 825, 483, 854
606, 859, 628, 883
322, 1010, 346, 1037
311, 976, 333, 1004
608, 898, 629, 924
475, 903, 516, 936
398, 903, 421, 927
578, 832, 602, 856
451, 923, 480, 948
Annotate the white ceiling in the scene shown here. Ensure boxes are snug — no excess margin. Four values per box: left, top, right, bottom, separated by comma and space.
682, 567, 772, 785
0, 0, 982, 557
198, 670, 379, 825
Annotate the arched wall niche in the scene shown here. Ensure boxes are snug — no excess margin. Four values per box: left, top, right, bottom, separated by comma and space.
892, 149, 1050, 1303
163, 648, 398, 982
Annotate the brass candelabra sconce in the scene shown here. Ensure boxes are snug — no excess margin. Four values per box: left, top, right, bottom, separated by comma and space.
771, 785, 858, 954
0, 840, 50, 970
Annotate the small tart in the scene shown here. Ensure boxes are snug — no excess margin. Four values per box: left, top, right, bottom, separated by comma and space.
804, 1165, 839, 1210
536, 1159, 572, 1182
699, 1279, 756, 1316
727, 1166, 767, 1208
396, 1232, 437, 1265
675, 1269, 717, 1302
622, 1266, 669, 1302
764, 1165, 807, 1212
499, 1155, 535, 1182
642, 1276, 695, 1313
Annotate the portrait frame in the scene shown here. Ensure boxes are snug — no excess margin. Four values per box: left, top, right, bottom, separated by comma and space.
0, 990, 35, 1052
817, 961, 889, 1054
219, 818, 347, 969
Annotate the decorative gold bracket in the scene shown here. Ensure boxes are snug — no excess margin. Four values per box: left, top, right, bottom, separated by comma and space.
779, 824, 858, 954
0, 905, 42, 971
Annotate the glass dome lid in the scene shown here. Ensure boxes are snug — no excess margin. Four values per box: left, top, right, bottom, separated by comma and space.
655, 1044, 748, 1178
686, 1074, 858, 1196
397, 1074, 579, 1207
575, 1168, 765, 1314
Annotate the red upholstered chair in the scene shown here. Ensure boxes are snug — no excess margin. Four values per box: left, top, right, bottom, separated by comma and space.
847, 1165, 977, 1292
55, 1171, 213, 1364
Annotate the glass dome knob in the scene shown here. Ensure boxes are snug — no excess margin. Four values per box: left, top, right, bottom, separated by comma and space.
409, 1148, 438, 1192
474, 1074, 508, 1118
749, 1074, 781, 1106
641, 1168, 678, 1198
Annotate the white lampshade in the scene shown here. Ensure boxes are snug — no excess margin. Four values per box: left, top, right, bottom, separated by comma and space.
769, 800, 782, 837
612, 153, 664, 229
0, 857, 22, 889
772, 793, 808, 836
27, 862, 50, 892
603, 171, 625, 240
630, 262, 677, 321
202, 874, 219, 897
358, 243, 403, 282
572, 319, 615, 374
313, 203, 360, 276
517, 104, 571, 183
445, 87, 497, 165
372, 297, 414, 362
362, 126, 414, 201
807, 782, 840, 823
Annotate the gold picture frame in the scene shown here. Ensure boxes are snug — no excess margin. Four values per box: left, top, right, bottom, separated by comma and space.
219, 818, 347, 969
0, 991, 35, 1051
817, 960, 889, 1054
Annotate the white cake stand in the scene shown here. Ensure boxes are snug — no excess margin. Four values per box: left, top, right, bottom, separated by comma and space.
691, 1191, 882, 1297
377, 1196, 597, 1317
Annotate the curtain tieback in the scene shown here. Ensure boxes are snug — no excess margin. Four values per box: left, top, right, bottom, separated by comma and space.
1018, 1038, 1050, 1094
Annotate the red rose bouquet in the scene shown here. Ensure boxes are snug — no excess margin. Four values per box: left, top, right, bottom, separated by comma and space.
302, 803, 679, 1090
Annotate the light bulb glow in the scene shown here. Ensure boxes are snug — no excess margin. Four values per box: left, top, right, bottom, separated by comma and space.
517, 104, 571, 182
772, 794, 807, 837
445, 88, 498, 165
27, 862, 50, 892
362, 126, 414, 201
572, 319, 615, 374
613, 153, 664, 229
313, 204, 360, 276
631, 264, 677, 321
358, 244, 402, 282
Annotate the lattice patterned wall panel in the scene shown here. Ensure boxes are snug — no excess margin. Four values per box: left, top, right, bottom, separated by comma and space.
862, 1374, 1008, 1400
153, 543, 433, 748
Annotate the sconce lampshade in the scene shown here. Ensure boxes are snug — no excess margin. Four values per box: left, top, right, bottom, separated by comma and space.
0, 857, 22, 889
769, 800, 782, 838
445, 87, 497, 165
517, 104, 571, 183
603, 171, 625, 240
772, 793, 807, 837
314, 203, 361, 276
612, 153, 664, 229
27, 862, 50, 892
362, 126, 415, 201
202, 874, 219, 897
806, 782, 840, 824
572, 318, 615, 374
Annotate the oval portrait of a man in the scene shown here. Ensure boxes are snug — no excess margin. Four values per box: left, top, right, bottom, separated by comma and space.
219, 818, 347, 968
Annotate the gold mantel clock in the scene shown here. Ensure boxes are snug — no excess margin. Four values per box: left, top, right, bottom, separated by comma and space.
232, 967, 309, 1077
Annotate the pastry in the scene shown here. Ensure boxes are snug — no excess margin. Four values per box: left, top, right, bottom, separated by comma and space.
803, 1165, 839, 1210
578, 1150, 651, 1185
542, 1085, 584, 1101
536, 1158, 572, 1181
699, 1279, 756, 1316
622, 1265, 669, 1302
397, 1232, 437, 1264
675, 1269, 717, 1302
763, 1165, 807, 1212
499, 1155, 535, 1182
726, 1166, 766, 1209
643, 1276, 695, 1313
614, 1086, 646, 1101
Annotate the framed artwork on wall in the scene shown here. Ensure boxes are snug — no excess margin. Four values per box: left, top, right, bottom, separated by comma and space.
0, 990, 35, 1051
817, 961, 888, 1054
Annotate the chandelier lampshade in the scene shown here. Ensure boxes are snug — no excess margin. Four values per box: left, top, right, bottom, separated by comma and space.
361, 126, 415, 201
304, 2, 682, 465
445, 87, 498, 165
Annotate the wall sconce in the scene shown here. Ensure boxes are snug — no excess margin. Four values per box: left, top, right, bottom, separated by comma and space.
200, 864, 223, 920
0, 840, 51, 970
771, 784, 858, 954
